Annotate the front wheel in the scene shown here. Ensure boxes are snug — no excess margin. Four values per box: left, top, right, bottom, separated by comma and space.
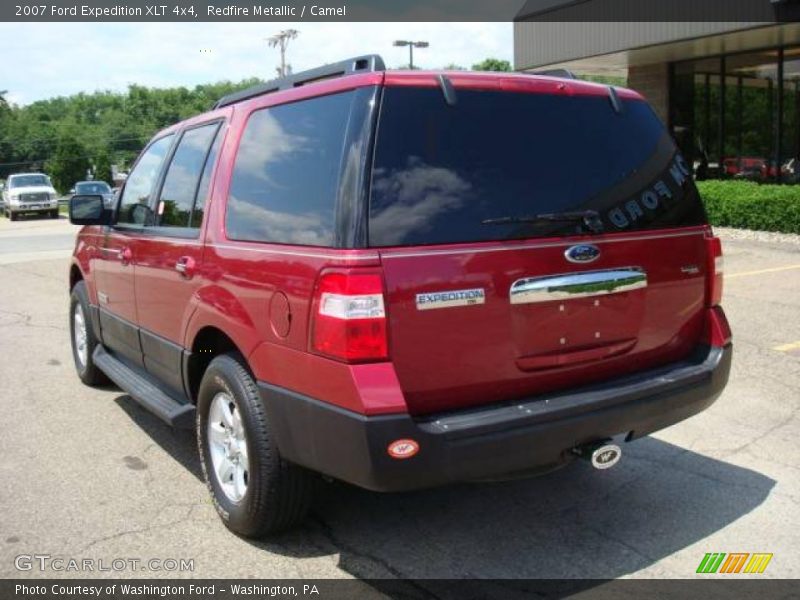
69, 281, 109, 386
9, 211, 17, 221
197, 353, 316, 537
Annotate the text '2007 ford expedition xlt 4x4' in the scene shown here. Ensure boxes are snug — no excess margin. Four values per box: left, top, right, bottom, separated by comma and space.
68, 55, 731, 536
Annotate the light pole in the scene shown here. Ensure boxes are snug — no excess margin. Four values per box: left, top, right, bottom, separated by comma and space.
266, 29, 299, 77
393, 40, 429, 69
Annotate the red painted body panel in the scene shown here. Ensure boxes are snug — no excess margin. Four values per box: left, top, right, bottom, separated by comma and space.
94, 229, 138, 323
378, 227, 708, 414
383, 70, 644, 100
70, 69, 723, 419
134, 234, 204, 345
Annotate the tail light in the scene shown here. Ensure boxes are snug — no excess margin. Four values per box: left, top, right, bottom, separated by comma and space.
706, 235, 724, 307
311, 269, 388, 363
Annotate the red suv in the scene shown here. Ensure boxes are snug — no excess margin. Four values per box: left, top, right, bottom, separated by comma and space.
68, 55, 731, 536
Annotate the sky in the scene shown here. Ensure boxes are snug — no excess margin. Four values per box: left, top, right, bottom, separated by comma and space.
0, 22, 512, 105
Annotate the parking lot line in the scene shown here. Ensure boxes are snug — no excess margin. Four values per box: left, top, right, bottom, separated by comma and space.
727, 264, 800, 279
774, 341, 800, 353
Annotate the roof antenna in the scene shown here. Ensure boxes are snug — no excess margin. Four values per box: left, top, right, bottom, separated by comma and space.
607, 86, 623, 115
437, 74, 457, 106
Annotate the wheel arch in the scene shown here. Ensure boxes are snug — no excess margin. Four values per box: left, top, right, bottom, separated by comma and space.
69, 262, 84, 291
185, 325, 251, 404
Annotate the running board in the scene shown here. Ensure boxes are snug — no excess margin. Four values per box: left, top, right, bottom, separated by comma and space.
93, 345, 195, 429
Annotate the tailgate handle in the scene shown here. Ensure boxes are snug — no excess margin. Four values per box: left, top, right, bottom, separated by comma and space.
510, 268, 646, 305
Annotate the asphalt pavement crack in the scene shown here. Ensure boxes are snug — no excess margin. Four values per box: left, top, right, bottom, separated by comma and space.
720, 403, 800, 460
0, 308, 66, 332
309, 514, 445, 599
78, 504, 195, 554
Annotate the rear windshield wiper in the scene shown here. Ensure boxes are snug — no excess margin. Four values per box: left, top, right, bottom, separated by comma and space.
482, 210, 604, 234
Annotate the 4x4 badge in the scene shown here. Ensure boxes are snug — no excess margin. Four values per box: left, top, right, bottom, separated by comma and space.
565, 244, 600, 264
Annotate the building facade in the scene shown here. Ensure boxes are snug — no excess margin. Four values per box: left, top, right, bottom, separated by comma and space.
515, 12, 800, 182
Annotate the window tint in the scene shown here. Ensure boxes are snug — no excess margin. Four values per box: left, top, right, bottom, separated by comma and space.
10, 174, 51, 188
226, 91, 353, 245
76, 182, 111, 195
369, 88, 707, 247
118, 135, 173, 226
157, 122, 220, 229
191, 125, 223, 229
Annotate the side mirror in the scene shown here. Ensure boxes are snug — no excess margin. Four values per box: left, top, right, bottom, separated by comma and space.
69, 195, 110, 226
69, 188, 76, 195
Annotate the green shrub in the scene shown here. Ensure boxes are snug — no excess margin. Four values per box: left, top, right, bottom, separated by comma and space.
696, 180, 800, 234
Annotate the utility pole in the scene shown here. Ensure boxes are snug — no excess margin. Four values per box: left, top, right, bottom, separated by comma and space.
266, 29, 299, 77
393, 40, 429, 69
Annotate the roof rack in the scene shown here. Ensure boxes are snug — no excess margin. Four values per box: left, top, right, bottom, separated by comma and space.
213, 54, 386, 109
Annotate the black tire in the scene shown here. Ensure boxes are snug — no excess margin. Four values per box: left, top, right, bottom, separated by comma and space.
197, 353, 316, 537
69, 281, 109, 386
51, 210, 59, 219
9, 211, 17, 221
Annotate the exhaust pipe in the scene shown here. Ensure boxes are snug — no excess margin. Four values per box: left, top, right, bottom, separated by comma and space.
573, 440, 622, 470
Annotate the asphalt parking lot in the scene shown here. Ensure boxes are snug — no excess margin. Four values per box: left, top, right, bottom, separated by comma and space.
0, 216, 798, 584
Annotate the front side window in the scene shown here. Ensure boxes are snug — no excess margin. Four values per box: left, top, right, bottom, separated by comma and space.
226, 91, 353, 246
117, 135, 173, 226
156, 122, 221, 229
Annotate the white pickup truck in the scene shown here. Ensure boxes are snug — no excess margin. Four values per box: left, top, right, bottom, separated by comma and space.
2, 173, 60, 221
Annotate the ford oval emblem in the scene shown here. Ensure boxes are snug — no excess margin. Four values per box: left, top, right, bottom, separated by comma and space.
565, 244, 600, 264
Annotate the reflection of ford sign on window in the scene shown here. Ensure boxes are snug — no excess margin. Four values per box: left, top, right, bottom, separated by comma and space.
606, 154, 692, 230
416, 288, 486, 311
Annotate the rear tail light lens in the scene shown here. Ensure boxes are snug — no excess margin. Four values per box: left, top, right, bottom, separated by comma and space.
706, 235, 724, 307
311, 270, 388, 363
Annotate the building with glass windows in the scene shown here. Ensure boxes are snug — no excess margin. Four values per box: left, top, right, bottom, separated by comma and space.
514, 12, 800, 182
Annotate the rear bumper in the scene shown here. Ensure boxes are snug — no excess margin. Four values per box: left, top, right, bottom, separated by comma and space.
260, 343, 732, 492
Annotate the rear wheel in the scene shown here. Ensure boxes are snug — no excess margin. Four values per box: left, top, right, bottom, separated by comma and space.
69, 281, 109, 386
9, 211, 17, 221
50, 210, 59, 219
197, 353, 316, 537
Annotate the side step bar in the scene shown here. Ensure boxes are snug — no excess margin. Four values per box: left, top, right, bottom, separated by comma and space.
93, 345, 195, 429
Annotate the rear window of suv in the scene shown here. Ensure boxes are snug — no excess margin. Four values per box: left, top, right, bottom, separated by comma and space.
368, 87, 706, 247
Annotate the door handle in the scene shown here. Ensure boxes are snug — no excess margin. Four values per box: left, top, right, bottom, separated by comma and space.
119, 247, 132, 266
175, 256, 196, 279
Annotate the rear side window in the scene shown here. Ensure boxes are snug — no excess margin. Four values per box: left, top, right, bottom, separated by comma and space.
226, 91, 354, 246
191, 125, 224, 228
156, 122, 221, 229
369, 88, 707, 247
118, 135, 173, 226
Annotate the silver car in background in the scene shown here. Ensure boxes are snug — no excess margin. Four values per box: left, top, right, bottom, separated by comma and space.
72, 181, 115, 208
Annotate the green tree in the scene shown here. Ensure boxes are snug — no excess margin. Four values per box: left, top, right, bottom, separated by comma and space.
45, 127, 91, 193
442, 63, 466, 71
0, 77, 266, 181
472, 58, 512, 72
